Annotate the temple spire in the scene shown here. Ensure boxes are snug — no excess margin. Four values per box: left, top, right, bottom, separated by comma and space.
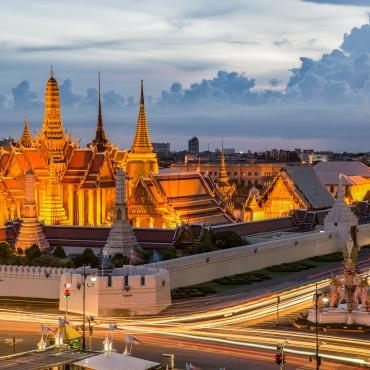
218, 137, 229, 184
131, 80, 153, 154
41, 66, 65, 142
19, 115, 33, 148
92, 71, 109, 152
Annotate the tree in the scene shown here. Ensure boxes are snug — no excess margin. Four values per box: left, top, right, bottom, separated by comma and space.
52, 246, 66, 259
0, 242, 15, 260
111, 253, 129, 268
214, 231, 242, 249
25, 244, 41, 260
79, 248, 99, 268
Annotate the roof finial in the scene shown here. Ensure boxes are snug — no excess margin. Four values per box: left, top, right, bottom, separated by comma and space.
337, 173, 345, 201
50, 65, 54, 79
98, 70, 102, 124
92, 71, 109, 152
131, 80, 153, 153
219, 136, 229, 184
140, 79, 145, 106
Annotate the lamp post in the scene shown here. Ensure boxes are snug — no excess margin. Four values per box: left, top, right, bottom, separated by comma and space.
81, 265, 96, 351
314, 283, 329, 370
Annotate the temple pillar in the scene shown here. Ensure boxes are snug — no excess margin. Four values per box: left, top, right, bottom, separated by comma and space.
68, 184, 74, 224
102, 189, 106, 225
149, 216, 154, 228
96, 189, 102, 226
78, 189, 84, 226
88, 190, 94, 225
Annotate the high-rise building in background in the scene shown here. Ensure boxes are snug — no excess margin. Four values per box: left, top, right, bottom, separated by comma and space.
188, 136, 199, 155
152, 142, 170, 156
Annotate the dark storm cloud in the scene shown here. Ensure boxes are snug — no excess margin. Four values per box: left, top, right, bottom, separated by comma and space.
269, 78, 283, 86
59, 79, 82, 107
15, 39, 129, 53
303, 0, 370, 5
103, 91, 126, 110
11, 80, 41, 111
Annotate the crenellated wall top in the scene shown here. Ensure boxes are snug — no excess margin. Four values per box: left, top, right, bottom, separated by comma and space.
0, 264, 69, 277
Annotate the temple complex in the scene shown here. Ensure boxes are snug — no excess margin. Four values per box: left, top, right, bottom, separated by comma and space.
0, 69, 235, 229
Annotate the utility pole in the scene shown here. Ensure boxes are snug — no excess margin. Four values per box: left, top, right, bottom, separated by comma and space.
82, 264, 86, 351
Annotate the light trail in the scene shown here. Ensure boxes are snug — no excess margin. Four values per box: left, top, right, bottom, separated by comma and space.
0, 272, 369, 367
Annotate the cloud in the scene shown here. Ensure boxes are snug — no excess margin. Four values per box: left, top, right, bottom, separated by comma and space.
103, 90, 125, 110
59, 79, 82, 108
11, 80, 41, 111
303, 0, 370, 5
269, 78, 283, 86
273, 38, 289, 47
341, 23, 370, 54
159, 70, 261, 106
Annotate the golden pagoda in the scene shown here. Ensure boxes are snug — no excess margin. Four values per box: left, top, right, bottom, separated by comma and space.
126, 80, 158, 185
18, 116, 33, 148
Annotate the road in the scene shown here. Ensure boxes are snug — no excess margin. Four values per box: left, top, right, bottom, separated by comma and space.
0, 252, 369, 368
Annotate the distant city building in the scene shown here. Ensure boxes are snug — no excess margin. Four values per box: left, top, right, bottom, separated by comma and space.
170, 162, 283, 187
313, 151, 334, 162
0, 137, 14, 147
215, 147, 235, 155
152, 142, 170, 155
188, 136, 199, 155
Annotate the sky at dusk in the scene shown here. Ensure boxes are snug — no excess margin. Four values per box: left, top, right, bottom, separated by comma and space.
2, 0, 370, 151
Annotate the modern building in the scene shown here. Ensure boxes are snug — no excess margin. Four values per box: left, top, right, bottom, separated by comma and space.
0, 136, 15, 147
188, 136, 199, 155
152, 142, 170, 156
170, 162, 283, 187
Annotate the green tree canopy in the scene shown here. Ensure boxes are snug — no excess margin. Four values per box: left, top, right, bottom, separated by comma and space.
25, 244, 41, 260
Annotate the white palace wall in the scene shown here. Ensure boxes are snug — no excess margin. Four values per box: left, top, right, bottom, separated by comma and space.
0, 224, 369, 299
144, 231, 340, 289
0, 265, 68, 299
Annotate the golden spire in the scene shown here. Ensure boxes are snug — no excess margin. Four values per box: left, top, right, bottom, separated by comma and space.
41, 66, 64, 140
131, 80, 153, 154
218, 137, 229, 184
19, 115, 32, 148
93, 71, 109, 152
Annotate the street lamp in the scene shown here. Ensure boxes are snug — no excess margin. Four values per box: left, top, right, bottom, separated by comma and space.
314, 283, 329, 370
80, 265, 96, 351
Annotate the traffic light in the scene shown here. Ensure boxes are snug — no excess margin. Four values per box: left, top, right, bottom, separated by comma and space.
275, 353, 286, 365
64, 289, 71, 298
275, 354, 282, 365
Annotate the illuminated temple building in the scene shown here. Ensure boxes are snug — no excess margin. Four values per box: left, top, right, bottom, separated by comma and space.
245, 165, 334, 221
0, 69, 236, 228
